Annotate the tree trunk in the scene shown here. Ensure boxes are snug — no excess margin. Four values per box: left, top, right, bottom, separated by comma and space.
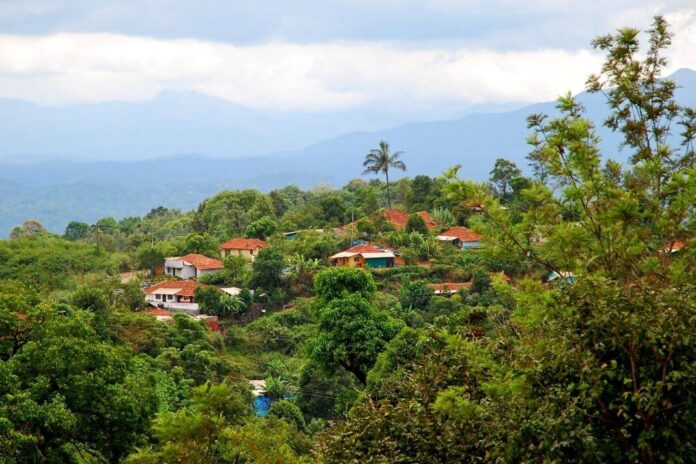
385, 169, 391, 209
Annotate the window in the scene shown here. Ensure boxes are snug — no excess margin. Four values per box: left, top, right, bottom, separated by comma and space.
168, 294, 173, 300
155, 294, 161, 300
354, 256, 360, 262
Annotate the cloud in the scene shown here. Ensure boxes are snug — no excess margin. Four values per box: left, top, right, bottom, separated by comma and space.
0, 24, 693, 111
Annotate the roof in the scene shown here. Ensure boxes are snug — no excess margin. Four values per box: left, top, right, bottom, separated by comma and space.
219, 237, 269, 251
416, 211, 436, 229
144, 280, 198, 297
146, 307, 172, 316
168, 253, 223, 270
381, 209, 436, 230
330, 243, 396, 260
437, 226, 482, 242
664, 240, 686, 253
428, 282, 472, 293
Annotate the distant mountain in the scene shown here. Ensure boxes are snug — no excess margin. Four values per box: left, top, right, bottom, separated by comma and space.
1, 68, 694, 235
0, 91, 493, 163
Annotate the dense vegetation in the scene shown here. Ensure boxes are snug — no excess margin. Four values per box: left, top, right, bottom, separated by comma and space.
1, 17, 694, 463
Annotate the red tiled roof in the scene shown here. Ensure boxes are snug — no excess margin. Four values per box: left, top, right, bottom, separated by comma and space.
416, 211, 436, 229
344, 243, 386, 254
144, 280, 199, 297
428, 282, 472, 292
146, 307, 172, 316
219, 237, 269, 251
180, 253, 224, 270
439, 226, 482, 242
383, 209, 411, 229
383, 209, 437, 230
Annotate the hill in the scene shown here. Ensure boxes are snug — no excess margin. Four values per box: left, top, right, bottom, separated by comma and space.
1, 68, 694, 235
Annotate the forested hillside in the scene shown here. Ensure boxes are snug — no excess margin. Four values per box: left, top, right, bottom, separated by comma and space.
1, 17, 694, 463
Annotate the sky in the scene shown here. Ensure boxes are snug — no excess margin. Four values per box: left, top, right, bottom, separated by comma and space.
0, 0, 694, 113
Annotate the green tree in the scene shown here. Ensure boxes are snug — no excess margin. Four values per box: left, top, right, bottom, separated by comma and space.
405, 213, 428, 235
250, 247, 286, 291
362, 140, 407, 208
488, 158, 522, 202
309, 294, 403, 384
313, 267, 376, 301
399, 278, 433, 311
268, 400, 307, 433
0, 307, 158, 462
63, 221, 90, 241
244, 215, 278, 239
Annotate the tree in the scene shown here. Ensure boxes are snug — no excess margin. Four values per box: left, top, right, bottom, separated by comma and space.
10, 220, 47, 240
313, 267, 376, 301
250, 247, 286, 291
405, 213, 428, 235
309, 294, 403, 384
244, 215, 278, 240
268, 400, 307, 433
0, 307, 158, 462
64, 221, 90, 241
489, 158, 522, 202
362, 140, 407, 208
136, 245, 165, 273
399, 279, 433, 311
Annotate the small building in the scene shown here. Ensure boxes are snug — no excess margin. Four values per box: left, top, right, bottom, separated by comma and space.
329, 243, 396, 268
219, 238, 269, 261
164, 253, 223, 279
144, 280, 200, 313
427, 282, 472, 296
145, 306, 219, 331
436, 226, 483, 250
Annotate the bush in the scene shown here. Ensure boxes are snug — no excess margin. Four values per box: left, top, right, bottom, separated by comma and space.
268, 400, 307, 433
313, 267, 376, 301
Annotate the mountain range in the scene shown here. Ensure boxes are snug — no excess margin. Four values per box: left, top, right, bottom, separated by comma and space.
1, 68, 694, 236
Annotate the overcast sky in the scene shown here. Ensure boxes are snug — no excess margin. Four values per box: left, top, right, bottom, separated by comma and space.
0, 0, 694, 111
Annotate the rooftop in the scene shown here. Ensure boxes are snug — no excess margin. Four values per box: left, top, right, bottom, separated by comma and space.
437, 226, 482, 242
144, 280, 198, 297
219, 237, 269, 251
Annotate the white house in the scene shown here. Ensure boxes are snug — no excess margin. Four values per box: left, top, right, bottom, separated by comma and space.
143, 280, 200, 314
164, 253, 224, 279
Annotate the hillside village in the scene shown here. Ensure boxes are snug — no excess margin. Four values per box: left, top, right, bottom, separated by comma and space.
0, 17, 694, 463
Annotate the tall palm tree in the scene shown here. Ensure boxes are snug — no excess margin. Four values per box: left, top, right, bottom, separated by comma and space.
362, 140, 406, 209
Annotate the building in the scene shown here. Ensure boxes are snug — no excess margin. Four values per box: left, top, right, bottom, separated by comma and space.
144, 280, 200, 313
164, 253, 224, 279
427, 282, 472, 296
219, 238, 269, 261
145, 306, 219, 331
436, 226, 483, 250
329, 243, 396, 268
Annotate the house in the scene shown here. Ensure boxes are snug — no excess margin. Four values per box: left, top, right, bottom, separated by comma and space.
329, 243, 396, 268
164, 253, 223, 279
427, 282, 472, 296
436, 226, 483, 250
219, 238, 269, 261
143, 280, 200, 313
663, 240, 686, 253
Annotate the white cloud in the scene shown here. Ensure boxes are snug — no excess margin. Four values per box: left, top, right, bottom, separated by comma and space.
0, 24, 693, 111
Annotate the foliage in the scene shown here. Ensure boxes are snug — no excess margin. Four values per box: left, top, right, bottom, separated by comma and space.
309, 294, 403, 384
362, 140, 407, 208
405, 213, 428, 235
399, 278, 433, 311
245, 215, 278, 239
313, 267, 376, 301
250, 247, 286, 291
268, 400, 307, 433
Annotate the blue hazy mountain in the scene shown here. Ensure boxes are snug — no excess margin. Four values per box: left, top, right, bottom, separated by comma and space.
1, 68, 694, 235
